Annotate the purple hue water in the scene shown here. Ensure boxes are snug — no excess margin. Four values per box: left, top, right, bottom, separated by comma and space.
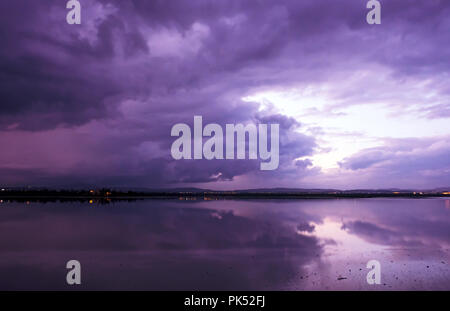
0, 198, 449, 290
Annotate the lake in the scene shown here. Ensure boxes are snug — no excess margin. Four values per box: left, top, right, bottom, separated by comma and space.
0, 198, 449, 290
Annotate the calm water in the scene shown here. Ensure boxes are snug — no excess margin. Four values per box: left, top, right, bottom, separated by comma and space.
0, 198, 449, 290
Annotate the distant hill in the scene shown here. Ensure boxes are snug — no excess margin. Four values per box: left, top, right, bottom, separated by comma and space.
1, 186, 448, 195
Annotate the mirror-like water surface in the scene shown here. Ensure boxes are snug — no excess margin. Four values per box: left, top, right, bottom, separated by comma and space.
0, 198, 449, 290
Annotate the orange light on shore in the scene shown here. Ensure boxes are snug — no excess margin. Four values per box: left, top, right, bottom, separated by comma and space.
443, 192, 450, 195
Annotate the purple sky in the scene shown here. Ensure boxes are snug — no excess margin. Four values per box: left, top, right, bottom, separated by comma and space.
0, 0, 449, 190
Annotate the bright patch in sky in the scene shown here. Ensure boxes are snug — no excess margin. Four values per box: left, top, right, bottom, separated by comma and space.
243, 82, 450, 171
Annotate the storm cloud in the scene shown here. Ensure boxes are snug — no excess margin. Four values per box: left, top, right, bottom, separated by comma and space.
0, 0, 449, 189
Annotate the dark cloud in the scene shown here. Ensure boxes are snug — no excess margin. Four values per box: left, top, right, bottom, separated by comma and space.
337, 137, 450, 188
297, 222, 315, 233
295, 159, 313, 169
0, 0, 449, 188
339, 149, 391, 170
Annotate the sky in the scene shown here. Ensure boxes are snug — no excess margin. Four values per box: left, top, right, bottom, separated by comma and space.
0, 0, 449, 190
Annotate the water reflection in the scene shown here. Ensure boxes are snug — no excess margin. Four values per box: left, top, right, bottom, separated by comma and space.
0, 198, 449, 290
